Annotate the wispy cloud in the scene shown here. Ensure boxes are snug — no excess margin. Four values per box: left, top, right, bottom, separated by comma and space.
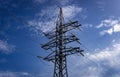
34, 0, 47, 4
55, 0, 74, 6
28, 5, 83, 33
67, 39, 120, 77
0, 71, 54, 77
83, 24, 93, 28
87, 40, 120, 77
62, 5, 83, 20
89, 40, 120, 66
34, 0, 74, 6
96, 1, 106, 11
0, 71, 32, 77
0, 40, 15, 54
88, 40, 120, 76
96, 18, 120, 35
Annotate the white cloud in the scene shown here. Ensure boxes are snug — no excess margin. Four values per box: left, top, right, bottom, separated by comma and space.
28, 19, 56, 33
34, 0, 74, 6
34, 0, 47, 4
62, 5, 83, 19
113, 24, 120, 32
96, 18, 120, 35
0, 71, 32, 77
96, 19, 119, 28
96, 1, 106, 11
55, 0, 74, 6
88, 40, 120, 67
0, 40, 15, 54
66, 39, 120, 77
83, 24, 93, 28
28, 5, 83, 33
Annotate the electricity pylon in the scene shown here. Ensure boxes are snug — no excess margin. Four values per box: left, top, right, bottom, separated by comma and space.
37, 7, 84, 77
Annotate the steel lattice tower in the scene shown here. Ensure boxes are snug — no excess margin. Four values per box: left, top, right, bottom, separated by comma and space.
37, 8, 84, 77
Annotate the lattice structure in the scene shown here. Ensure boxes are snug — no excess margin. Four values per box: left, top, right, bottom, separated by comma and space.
37, 7, 84, 77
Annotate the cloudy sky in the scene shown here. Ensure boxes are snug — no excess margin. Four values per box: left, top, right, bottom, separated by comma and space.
0, 0, 120, 77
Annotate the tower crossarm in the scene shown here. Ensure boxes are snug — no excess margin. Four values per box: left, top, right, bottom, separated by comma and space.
41, 38, 57, 50
61, 21, 81, 33
65, 47, 84, 56
41, 34, 80, 50
37, 51, 56, 62
39, 47, 84, 62
41, 42, 56, 50
43, 31, 56, 39
63, 33, 80, 44
43, 55, 55, 62
42, 21, 81, 39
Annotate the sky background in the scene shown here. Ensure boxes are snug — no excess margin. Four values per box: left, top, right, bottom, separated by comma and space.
0, 0, 120, 77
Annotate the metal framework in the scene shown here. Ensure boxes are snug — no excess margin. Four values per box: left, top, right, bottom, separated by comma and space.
38, 8, 84, 77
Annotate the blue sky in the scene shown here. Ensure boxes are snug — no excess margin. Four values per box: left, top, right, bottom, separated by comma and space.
0, 0, 120, 77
